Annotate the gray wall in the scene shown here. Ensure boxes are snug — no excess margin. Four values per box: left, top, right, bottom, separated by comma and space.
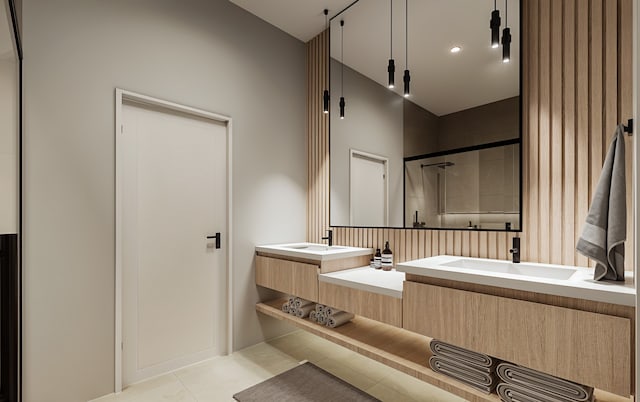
403, 100, 439, 158
0, 59, 18, 234
438, 96, 520, 151
22, 1, 306, 401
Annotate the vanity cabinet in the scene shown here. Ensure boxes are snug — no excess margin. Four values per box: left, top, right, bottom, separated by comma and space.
403, 279, 632, 396
255, 255, 319, 301
318, 282, 403, 327
254, 245, 372, 302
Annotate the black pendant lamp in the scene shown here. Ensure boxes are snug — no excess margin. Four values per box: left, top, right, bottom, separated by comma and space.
403, 0, 410, 97
490, 0, 501, 49
322, 9, 330, 114
502, 0, 511, 62
340, 19, 346, 119
387, 0, 395, 89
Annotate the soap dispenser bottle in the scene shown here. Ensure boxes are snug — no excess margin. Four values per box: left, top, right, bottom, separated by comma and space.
374, 248, 382, 269
381, 241, 393, 271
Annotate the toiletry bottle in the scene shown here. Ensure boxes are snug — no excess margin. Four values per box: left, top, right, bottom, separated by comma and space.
369, 258, 376, 269
374, 248, 382, 269
381, 241, 393, 271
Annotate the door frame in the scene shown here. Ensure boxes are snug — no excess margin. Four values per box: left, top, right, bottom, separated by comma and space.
114, 89, 233, 392
348, 149, 389, 226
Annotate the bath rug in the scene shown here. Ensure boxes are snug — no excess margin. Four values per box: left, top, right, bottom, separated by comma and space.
233, 362, 381, 402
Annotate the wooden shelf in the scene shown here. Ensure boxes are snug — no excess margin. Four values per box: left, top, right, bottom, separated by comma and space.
257, 299, 631, 402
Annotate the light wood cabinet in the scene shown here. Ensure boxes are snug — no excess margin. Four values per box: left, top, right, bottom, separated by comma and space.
403, 281, 631, 396
255, 255, 319, 301
318, 282, 403, 327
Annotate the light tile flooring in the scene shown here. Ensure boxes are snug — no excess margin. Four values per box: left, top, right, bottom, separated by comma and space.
93, 330, 466, 402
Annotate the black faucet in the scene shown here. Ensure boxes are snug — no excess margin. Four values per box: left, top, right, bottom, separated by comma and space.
509, 237, 520, 263
322, 229, 333, 247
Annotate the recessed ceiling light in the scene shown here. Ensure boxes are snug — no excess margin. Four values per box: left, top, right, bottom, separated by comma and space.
450, 46, 461, 53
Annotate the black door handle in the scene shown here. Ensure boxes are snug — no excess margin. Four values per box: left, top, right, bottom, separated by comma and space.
206, 233, 221, 249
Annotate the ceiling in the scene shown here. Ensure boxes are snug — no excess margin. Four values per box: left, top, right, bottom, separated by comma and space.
230, 0, 519, 116
229, 0, 354, 42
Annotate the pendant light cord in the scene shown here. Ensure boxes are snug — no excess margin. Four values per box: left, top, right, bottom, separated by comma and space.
405, 0, 408, 69
390, 0, 393, 58
505, 0, 508, 26
341, 20, 344, 96
324, 10, 329, 87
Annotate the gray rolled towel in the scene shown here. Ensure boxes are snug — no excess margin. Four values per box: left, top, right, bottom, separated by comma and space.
496, 363, 593, 402
576, 125, 626, 281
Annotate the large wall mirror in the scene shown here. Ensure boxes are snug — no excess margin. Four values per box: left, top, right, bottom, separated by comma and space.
329, 0, 521, 231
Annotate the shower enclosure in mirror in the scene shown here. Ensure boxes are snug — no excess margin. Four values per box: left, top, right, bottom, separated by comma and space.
405, 140, 520, 230
329, 0, 521, 231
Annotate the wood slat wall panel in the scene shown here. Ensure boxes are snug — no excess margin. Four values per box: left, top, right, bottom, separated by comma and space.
306, 30, 329, 243
307, 1, 633, 269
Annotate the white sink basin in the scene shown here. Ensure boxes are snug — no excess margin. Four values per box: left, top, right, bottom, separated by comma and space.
441, 258, 577, 280
396, 255, 635, 306
256, 242, 372, 262
284, 244, 346, 252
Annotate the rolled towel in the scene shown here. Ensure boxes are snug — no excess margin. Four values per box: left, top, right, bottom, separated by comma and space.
281, 302, 290, 314
429, 356, 496, 394
496, 382, 593, 402
315, 304, 325, 314
295, 304, 315, 318
316, 313, 327, 325
326, 311, 354, 328
497, 363, 593, 402
324, 306, 341, 316
294, 298, 314, 309
429, 340, 497, 370
288, 306, 297, 316
309, 310, 317, 322
287, 295, 296, 305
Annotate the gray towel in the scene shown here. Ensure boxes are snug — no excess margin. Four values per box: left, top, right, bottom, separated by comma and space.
429, 340, 497, 370
496, 363, 593, 401
496, 382, 594, 402
429, 356, 497, 394
576, 124, 626, 281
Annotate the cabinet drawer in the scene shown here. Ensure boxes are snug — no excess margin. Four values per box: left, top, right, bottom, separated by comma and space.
255, 255, 319, 301
318, 282, 402, 327
403, 281, 631, 396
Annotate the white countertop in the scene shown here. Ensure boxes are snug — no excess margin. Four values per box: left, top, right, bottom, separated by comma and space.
396, 255, 635, 306
319, 267, 405, 298
255, 242, 373, 262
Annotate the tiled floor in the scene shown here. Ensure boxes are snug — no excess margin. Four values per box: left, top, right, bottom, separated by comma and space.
93, 330, 466, 402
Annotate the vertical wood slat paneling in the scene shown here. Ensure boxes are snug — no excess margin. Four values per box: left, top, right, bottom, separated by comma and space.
306, 30, 329, 243
307, 1, 633, 268
563, 0, 576, 266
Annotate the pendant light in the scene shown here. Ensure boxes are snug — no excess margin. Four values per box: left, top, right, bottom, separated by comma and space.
501, 0, 511, 62
403, 0, 410, 98
339, 19, 346, 119
490, 0, 501, 49
322, 9, 330, 114
387, 0, 395, 89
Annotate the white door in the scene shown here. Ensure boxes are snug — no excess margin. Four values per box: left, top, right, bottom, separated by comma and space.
350, 150, 388, 226
121, 101, 227, 386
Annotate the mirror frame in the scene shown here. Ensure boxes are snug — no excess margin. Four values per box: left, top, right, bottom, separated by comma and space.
328, 0, 523, 232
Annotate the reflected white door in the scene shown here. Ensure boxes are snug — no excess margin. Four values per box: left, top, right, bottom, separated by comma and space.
122, 102, 227, 386
350, 150, 388, 226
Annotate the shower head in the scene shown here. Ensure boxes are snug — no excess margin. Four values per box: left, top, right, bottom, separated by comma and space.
420, 161, 455, 169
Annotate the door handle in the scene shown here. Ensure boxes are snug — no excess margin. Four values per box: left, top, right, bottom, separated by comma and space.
206, 233, 221, 249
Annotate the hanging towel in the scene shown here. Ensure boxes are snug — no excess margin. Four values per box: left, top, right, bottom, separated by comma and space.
576, 124, 626, 281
